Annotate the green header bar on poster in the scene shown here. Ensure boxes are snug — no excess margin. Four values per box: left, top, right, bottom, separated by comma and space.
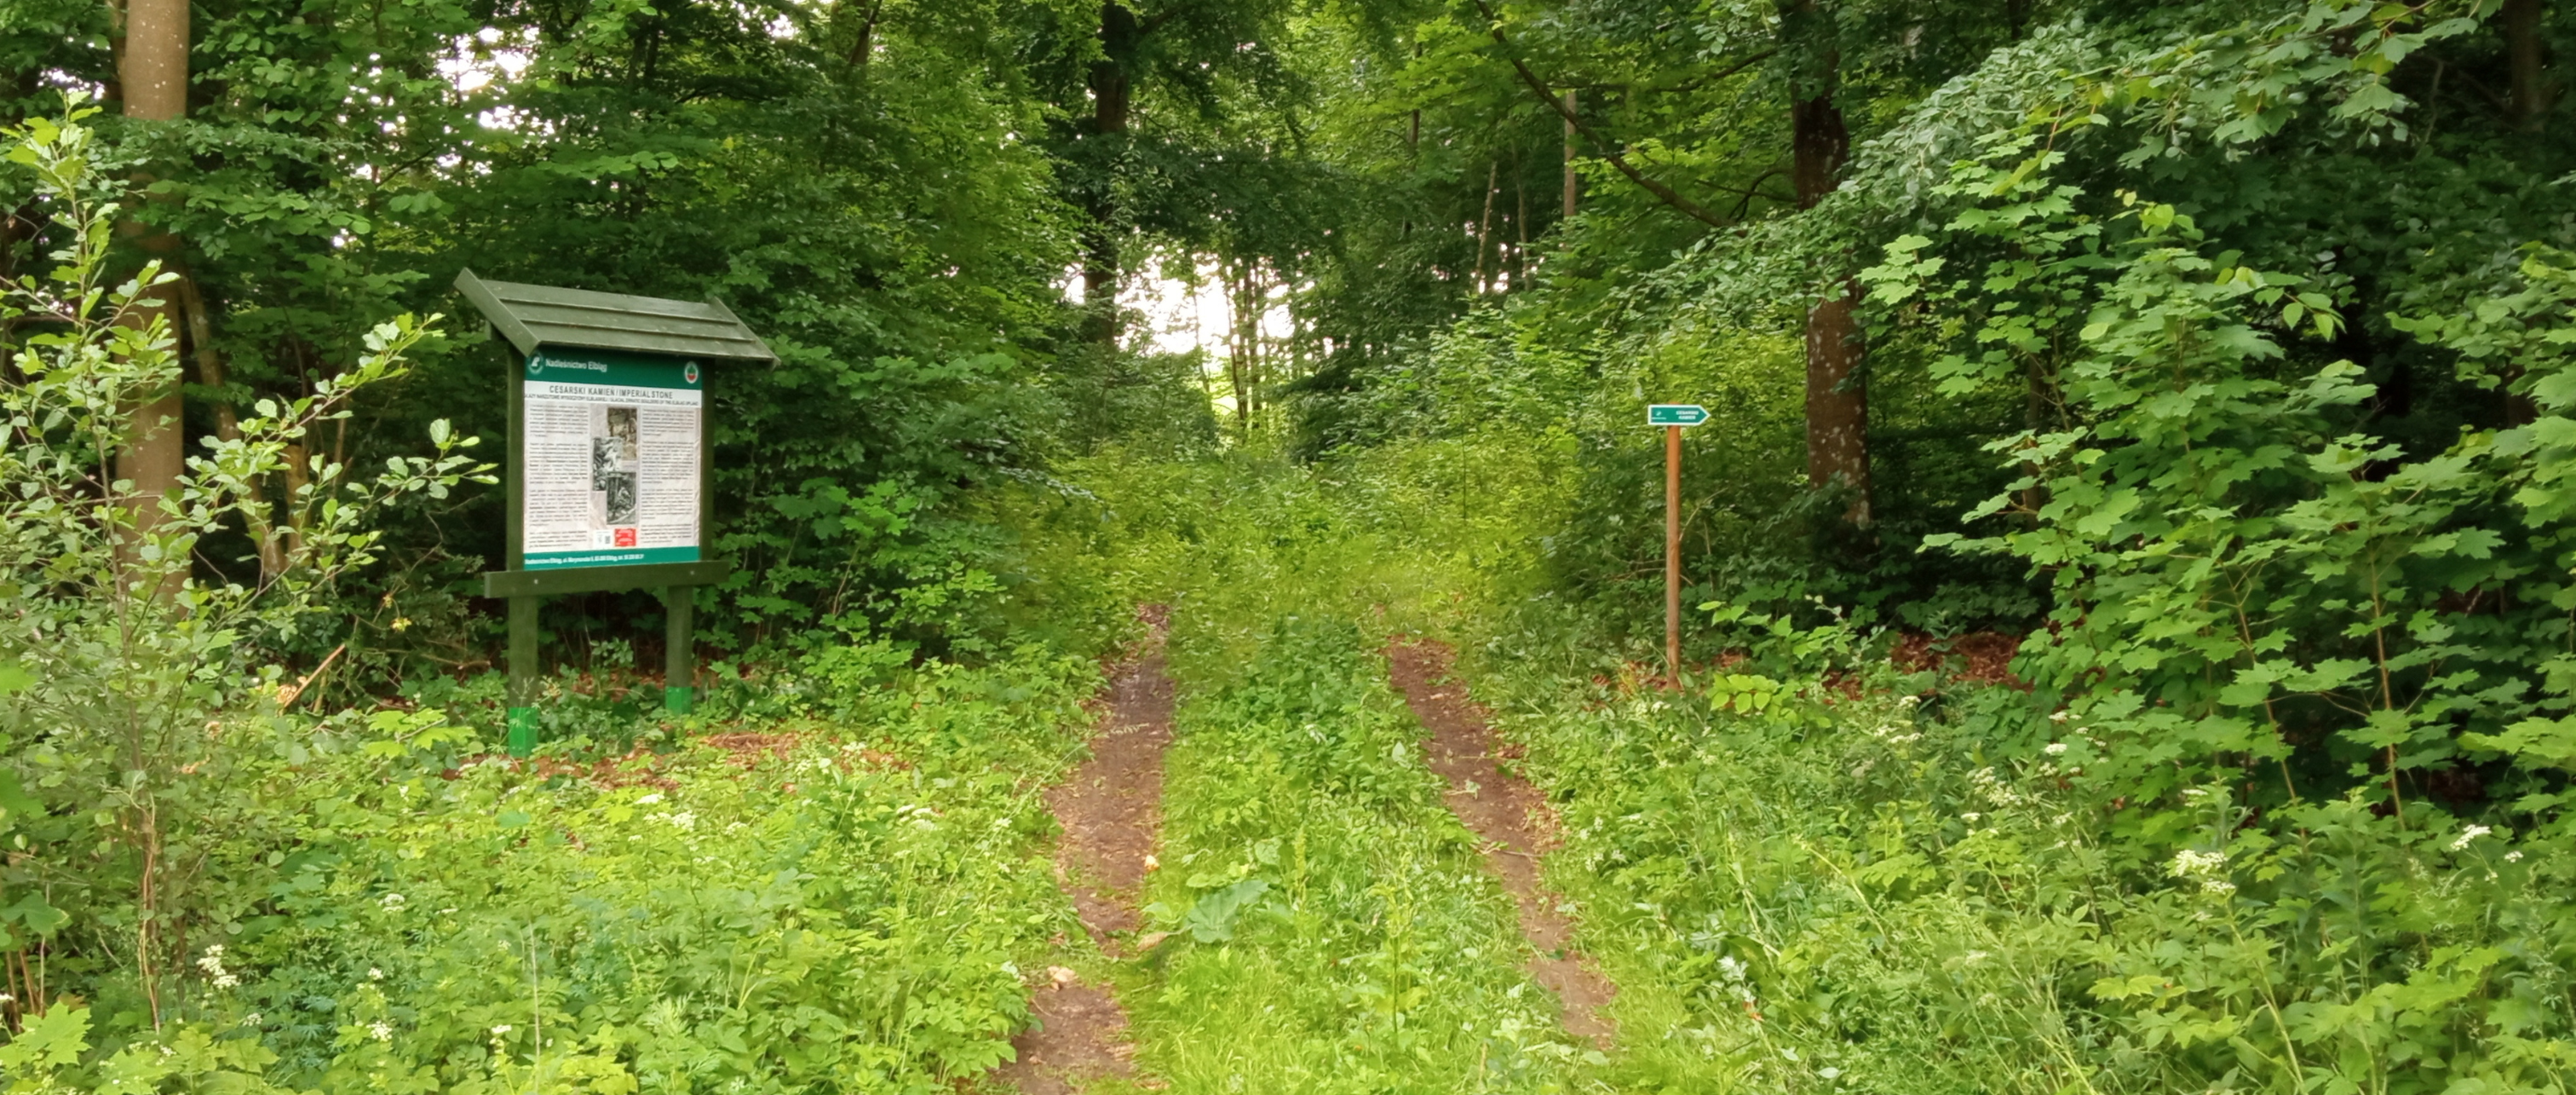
525, 348, 705, 390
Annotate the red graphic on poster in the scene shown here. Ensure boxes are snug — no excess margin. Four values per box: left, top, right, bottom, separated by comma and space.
614, 527, 637, 547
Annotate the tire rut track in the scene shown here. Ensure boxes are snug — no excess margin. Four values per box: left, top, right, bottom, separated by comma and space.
1387, 637, 1618, 1051
995, 606, 1175, 1094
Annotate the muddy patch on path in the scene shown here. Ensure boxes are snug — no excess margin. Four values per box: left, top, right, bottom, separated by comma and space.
1387, 637, 1617, 1051
993, 606, 1175, 1094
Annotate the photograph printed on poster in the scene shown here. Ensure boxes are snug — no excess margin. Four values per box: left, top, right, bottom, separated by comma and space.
593, 405, 640, 533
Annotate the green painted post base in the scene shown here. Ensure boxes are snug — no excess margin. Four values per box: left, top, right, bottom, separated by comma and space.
663, 585, 695, 718
507, 595, 539, 757
507, 706, 538, 758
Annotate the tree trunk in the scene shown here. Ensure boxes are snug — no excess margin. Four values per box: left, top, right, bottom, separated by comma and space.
1080, 1, 1136, 346
1226, 261, 1259, 435
117, 0, 189, 575
1409, 41, 1423, 151
1515, 166, 1528, 287
0, 60, 32, 275
175, 277, 284, 577
1475, 161, 1498, 292
2508, 0, 2551, 131
842, 0, 886, 66
1793, 70, 1869, 526
1561, 89, 1577, 217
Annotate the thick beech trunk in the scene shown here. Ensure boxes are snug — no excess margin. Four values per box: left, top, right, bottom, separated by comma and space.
1080, 1, 1135, 345
117, 0, 189, 562
1793, 84, 1868, 525
2508, 0, 2552, 131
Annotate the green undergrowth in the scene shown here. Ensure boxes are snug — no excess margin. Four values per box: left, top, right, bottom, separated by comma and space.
1008, 441, 2576, 1093
1120, 617, 1606, 1094
991, 436, 1574, 679
16, 647, 1101, 1095
1459, 612, 2576, 1094
1462, 626, 2096, 1093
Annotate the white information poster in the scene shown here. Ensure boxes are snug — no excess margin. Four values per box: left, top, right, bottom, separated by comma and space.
520, 349, 704, 569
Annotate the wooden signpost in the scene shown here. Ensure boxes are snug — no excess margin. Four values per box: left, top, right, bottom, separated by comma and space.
456, 270, 775, 756
1647, 404, 1708, 678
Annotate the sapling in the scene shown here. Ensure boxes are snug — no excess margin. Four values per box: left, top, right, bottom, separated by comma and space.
0, 99, 488, 1028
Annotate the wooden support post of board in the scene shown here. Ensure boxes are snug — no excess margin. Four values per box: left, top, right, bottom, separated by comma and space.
664, 585, 694, 713
1665, 423, 1682, 680
508, 596, 538, 756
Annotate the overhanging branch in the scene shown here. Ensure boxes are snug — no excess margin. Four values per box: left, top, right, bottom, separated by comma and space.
1472, 0, 1735, 228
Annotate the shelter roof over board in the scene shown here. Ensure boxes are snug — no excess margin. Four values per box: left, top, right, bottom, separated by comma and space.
454, 268, 776, 364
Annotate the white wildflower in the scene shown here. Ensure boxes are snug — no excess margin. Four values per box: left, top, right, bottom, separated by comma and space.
2044, 742, 2069, 756
491, 1024, 513, 1036
635, 792, 664, 805
1969, 767, 2023, 807
2170, 849, 2228, 879
370, 1021, 393, 1043
1717, 955, 1747, 982
665, 811, 696, 831
379, 892, 406, 913
1895, 695, 1920, 710
2050, 710, 2070, 723
197, 944, 240, 988
368, 967, 384, 981
2450, 824, 2493, 852
2507, 850, 2526, 862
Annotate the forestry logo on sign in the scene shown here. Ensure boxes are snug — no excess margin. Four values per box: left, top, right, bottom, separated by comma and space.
684, 361, 700, 383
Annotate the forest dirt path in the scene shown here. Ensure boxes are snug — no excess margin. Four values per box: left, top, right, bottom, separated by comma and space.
1387, 637, 1618, 1050
995, 606, 1176, 1094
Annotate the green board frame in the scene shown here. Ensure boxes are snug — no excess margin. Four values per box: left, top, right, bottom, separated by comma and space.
457, 270, 773, 755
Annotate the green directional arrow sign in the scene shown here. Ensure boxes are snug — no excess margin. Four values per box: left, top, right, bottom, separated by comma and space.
1647, 404, 1709, 426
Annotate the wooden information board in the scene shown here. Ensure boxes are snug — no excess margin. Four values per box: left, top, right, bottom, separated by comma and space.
456, 270, 774, 755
